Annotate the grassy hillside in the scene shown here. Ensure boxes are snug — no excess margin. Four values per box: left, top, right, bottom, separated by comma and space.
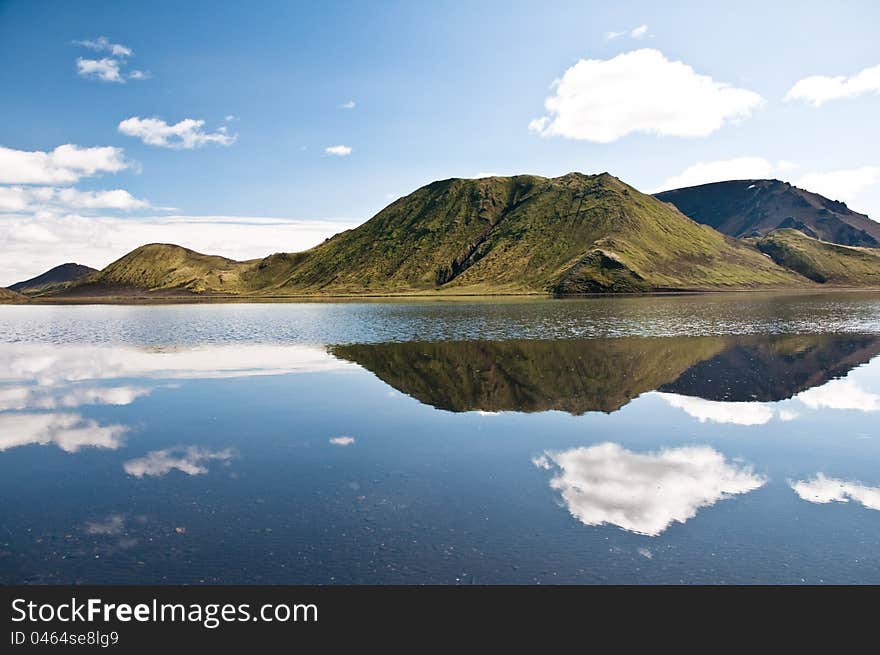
55, 173, 815, 298
756, 229, 880, 286
65, 244, 254, 296
0, 288, 26, 303
656, 179, 880, 247
253, 173, 806, 295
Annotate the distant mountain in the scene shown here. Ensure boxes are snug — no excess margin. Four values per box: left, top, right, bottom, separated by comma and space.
9, 263, 97, 296
0, 288, 26, 304
756, 228, 880, 285
55, 173, 806, 298
655, 179, 880, 247
330, 334, 880, 414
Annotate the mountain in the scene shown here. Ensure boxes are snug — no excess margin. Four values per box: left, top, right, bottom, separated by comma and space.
9, 263, 97, 296
656, 179, 880, 247
56, 173, 807, 298
0, 288, 26, 304
330, 334, 880, 414
755, 228, 880, 285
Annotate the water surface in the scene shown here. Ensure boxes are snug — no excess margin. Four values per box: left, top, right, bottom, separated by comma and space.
1, 294, 879, 584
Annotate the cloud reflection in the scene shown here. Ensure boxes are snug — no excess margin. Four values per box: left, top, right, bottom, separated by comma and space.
796, 379, 880, 412
534, 443, 765, 536
656, 393, 774, 425
790, 473, 880, 511
0, 412, 127, 452
123, 446, 235, 478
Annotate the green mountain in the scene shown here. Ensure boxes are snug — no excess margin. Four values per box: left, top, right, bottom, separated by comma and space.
656, 179, 880, 247
56, 173, 807, 298
9, 263, 97, 296
755, 229, 880, 285
330, 334, 880, 414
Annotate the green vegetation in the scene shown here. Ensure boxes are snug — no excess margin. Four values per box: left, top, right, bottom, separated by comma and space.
53, 173, 810, 299
756, 229, 880, 286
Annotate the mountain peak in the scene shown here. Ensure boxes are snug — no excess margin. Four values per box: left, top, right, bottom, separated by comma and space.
656, 179, 880, 247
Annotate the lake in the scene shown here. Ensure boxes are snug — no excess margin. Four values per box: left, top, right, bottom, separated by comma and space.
1, 292, 879, 584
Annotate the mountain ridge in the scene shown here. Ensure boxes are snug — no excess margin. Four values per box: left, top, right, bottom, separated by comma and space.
50, 172, 813, 298
9, 263, 97, 296
655, 179, 880, 247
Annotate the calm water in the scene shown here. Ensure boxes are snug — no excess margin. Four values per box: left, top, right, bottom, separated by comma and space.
1, 293, 879, 584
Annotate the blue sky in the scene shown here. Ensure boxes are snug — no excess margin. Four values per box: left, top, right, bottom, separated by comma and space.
1, 0, 879, 284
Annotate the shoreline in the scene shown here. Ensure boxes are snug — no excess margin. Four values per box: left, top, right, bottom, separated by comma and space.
5, 286, 880, 305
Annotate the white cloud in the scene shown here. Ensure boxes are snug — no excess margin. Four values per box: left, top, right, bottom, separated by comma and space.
796, 166, 880, 207
797, 378, 880, 412
224, 114, 237, 122
654, 157, 786, 191
0, 144, 130, 185
325, 145, 352, 156
123, 446, 235, 478
76, 57, 124, 82
329, 436, 355, 446
533, 442, 765, 536
0, 412, 127, 452
606, 25, 649, 40
778, 408, 800, 422
338, 100, 356, 109
791, 473, 880, 511
657, 393, 775, 425
118, 117, 237, 149
73, 37, 132, 57
529, 49, 764, 143
0, 384, 151, 411
73, 37, 147, 82
785, 63, 880, 107
0, 186, 149, 212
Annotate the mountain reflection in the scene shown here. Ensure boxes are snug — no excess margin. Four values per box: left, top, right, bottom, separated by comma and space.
330, 334, 880, 414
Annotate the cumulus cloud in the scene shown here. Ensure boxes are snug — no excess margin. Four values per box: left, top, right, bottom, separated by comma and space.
0, 144, 130, 185
654, 157, 798, 191
73, 36, 132, 57
76, 57, 125, 83
338, 100, 356, 109
329, 436, 355, 446
0, 186, 149, 212
118, 117, 236, 149
657, 393, 775, 425
795, 166, 880, 208
796, 379, 880, 412
785, 63, 880, 107
790, 473, 880, 511
325, 145, 352, 156
123, 446, 235, 478
73, 37, 147, 82
529, 49, 763, 143
533, 442, 765, 536
0, 412, 127, 452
